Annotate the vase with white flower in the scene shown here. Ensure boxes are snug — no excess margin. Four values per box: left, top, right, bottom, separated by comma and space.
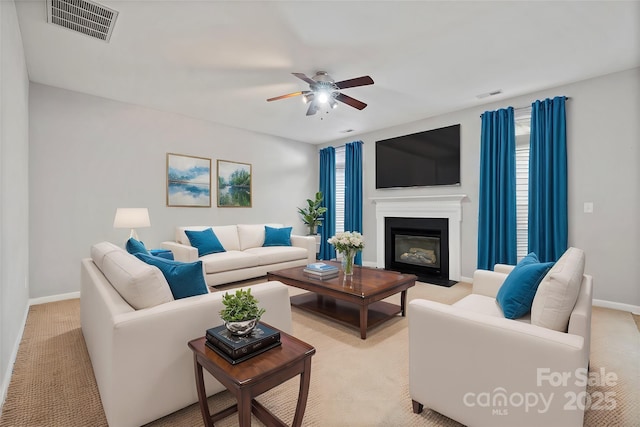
327, 231, 365, 276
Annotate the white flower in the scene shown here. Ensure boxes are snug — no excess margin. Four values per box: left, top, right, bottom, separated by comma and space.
328, 231, 364, 253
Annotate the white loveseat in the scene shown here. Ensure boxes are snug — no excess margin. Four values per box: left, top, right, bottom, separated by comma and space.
161, 223, 316, 287
80, 241, 293, 427
409, 247, 593, 427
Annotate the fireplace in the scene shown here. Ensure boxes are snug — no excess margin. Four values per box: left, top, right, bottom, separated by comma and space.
385, 217, 456, 287
372, 195, 465, 285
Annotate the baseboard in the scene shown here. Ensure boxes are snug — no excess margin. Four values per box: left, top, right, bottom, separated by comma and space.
0, 303, 29, 416
29, 291, 80, 306
593, 299, 640, 314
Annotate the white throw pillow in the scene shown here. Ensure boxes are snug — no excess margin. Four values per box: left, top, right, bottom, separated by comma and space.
100, 250, 174, 309
531, 247, 585, 332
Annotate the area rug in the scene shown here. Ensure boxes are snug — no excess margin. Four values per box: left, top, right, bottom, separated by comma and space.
1, 281, 638, 426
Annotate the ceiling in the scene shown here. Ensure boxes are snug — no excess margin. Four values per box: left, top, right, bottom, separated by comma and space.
15, 1, 640, 144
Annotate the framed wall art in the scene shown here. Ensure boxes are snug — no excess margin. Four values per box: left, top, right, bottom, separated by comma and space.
217, 160, 252, 207
166, 153, 211, 207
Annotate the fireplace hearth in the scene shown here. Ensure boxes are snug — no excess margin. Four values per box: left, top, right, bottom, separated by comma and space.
385, 217, 457, 287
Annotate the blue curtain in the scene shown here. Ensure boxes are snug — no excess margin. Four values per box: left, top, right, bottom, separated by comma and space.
318, 147, 336, 260
477, 107, 517, 270
528, 96, 568, 262
345, 141, 363, 265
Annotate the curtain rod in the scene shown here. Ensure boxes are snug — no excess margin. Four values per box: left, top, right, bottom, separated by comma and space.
480, 96, 571, 117
513, 96, 571, 111
320, 140, 363, 151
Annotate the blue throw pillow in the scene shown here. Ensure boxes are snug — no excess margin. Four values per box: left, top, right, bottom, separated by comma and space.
126, 238, 149, 255
263, 226, 292, 247
185, 228, 225, 257
496, 253, 554, 319
134, 253, 208, 300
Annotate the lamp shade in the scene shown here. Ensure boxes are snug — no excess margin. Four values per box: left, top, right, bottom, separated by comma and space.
113, 208, 151, 229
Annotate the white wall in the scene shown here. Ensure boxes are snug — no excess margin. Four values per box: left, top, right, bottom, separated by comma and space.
325, 68, 640, 307
0, 0, 30, 407
29, 84, 318, 298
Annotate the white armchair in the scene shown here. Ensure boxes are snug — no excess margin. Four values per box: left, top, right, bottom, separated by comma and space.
409, 248, 593, 427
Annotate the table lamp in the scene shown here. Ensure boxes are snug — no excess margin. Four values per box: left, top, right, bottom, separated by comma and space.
113, 208, 150, 240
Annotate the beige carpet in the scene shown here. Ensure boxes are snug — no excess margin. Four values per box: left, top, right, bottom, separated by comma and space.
1, 281, 638, 426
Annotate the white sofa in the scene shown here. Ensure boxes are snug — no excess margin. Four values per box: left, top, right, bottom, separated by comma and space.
161, 223, 316, 287
80, 241, 293, 427
409, 247, 593, 427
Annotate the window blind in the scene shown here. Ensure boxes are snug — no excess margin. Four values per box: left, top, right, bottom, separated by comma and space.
515, 110, 531, 261
335, 146, 346, 234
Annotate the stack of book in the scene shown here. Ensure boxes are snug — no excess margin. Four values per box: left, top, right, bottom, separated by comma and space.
205, 323, 281, 365
303, 262, 339, 279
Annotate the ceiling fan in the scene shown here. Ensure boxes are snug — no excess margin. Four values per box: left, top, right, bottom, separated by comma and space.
267, 71, 374, 116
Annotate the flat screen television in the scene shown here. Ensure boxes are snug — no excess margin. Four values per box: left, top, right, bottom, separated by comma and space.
375, 124, 460, 189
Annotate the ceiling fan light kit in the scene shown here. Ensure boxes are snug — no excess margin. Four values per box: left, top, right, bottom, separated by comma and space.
267, 71, 374, 117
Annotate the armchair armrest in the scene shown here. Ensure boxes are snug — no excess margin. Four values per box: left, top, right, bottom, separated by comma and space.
568, 275, 593, 358
472, 269, 508, 298
494, 264, 515, 274
290, 234, 316, 264
161, 241, 198, 262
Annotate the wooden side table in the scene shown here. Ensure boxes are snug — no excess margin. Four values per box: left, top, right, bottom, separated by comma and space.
188, 326, 316, 427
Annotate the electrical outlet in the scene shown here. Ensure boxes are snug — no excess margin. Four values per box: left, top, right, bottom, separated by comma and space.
583, 202, 594, 213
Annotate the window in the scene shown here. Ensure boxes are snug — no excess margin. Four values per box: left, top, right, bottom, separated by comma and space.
515, 108, 531, 261
335, 146, 345, 234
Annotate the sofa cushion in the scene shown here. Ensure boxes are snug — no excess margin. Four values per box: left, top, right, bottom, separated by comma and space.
244, 246, 308, 266
531, 247, 585, 332
99, 249, 174, 309
237, 223, 283, 250
135, 253, 209, 299
263, 226, 292, 247
125, 238, 150, 255
185, 228, 226, 256
200, 251, 260, 274
211, 225, 241, 251
496, 253, 554, 319
91, 241, 122, 270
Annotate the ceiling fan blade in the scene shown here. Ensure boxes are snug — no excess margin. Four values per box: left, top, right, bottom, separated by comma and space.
306, 102, 318, 116
335, 76, 374, 90
335, 93, 367, 110
292, 73, 316, 85
266, 91, 304, 102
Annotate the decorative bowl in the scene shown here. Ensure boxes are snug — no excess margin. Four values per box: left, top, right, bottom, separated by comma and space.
224, 318, 258, 336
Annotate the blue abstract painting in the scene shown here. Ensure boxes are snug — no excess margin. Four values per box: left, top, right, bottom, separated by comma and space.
167, 153, 211, 207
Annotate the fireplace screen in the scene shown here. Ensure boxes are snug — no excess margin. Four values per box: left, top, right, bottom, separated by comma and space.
394, 234, 440, 268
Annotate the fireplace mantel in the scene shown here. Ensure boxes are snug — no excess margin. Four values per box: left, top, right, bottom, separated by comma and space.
370, 195, 466, 281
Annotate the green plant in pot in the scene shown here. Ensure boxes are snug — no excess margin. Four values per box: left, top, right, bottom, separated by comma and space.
220, 288, 266, 336
297, 191, 328, 235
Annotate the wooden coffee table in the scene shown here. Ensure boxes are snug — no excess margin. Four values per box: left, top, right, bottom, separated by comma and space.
188, 326, 315, 427
267, 263, 417, 339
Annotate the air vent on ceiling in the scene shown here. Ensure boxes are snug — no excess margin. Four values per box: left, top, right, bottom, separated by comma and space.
46, 0, 119, 42
476, 89, 503, 100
